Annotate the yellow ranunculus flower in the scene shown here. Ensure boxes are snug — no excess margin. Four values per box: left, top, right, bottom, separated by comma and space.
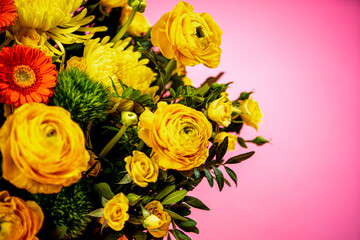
103, 193, 130, 231
0, 191, 44, 240
120, 6, 151, 37
213, 132, 237, 151
99, 0, 127, 8
207, 92, 233, 127
144, 201, 171, 238
66, 56, 87, 72
151, 1, 222, 74
138, 102, 212, 171
239, 97, 263, 131
0, 103, 89, 194
125, 151, 159, 187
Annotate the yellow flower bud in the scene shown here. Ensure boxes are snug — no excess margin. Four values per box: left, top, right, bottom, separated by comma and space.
144, 201, 171, 238
120, 6, 151, 37
99, 0, 127, 8
239, 97, 263, 131
213, 132, 237, 151
121, 111, 138, 126
207, 92, 232, 127
125, 151, 159, 187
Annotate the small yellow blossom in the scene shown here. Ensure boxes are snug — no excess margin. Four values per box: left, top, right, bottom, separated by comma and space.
239, 97, 263, 131
213, 132, 237, 151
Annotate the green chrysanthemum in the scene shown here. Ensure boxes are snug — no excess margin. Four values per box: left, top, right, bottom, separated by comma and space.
52, 67, 110, 126
35, 179, 95, 239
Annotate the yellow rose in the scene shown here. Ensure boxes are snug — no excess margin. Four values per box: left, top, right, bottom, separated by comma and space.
138, 102, 212, 171
103, 193, 130, 231
0, 191, 44, 240
120, 6, 151, 37
207, 92, 233, 127
213, 132, 237, 151
144, 201, 171, 238
125, 151, 159, 187
239, 97, 263, 131
151, 1, 222, 74
0, 103, 89, 194
99, 0, 127, 8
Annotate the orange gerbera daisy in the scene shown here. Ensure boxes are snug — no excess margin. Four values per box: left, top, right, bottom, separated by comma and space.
0, 0, 17, 31
0, 45, 58, 107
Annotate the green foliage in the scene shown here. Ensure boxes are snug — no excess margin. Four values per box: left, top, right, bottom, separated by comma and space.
35, 179, 95, 239
52, 67, 111, 126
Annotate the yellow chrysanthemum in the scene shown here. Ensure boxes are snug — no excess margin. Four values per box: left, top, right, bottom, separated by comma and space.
75, 36, 157, 111
13, 0, 107, 56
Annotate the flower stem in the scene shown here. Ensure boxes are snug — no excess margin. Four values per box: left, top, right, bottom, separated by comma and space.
99, 124, 128, 158
110, 5, 139, 43
158, 58, 177, 92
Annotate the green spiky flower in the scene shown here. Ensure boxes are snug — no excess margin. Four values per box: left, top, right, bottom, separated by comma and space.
52, 67, 110, 126
35, 179, 95, 239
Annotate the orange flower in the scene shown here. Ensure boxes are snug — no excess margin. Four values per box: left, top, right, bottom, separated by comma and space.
0, 0, 17, 31
0, 45, 58, 107
0, 190, 44, 240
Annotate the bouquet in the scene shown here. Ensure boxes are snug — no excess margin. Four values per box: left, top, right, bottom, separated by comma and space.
0, 0, 268, 239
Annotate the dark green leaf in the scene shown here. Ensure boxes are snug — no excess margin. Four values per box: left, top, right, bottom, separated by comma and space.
206, 142, 218, 163
176, 85, 183, 96
193, 168, 200, 179
203, 72, 224, 86
184, 196, 210, 211
162, 190, 187, 205
155, 184, 176, 200
224, 178, 231, 187
224, 166, 237, 186
203, 168, 213, 187
87, 208, 104, 217
122, 87, 134, 98
133, 231, 147, 240
175, 218, 197, 227
171, 229, 191, 240
171, 204, 191, 216
165, 209, 188, 221
213, 167, 225, 191
237, 137, 248, 148
216, 137, 228, 163
225, 151, 255, 164
136, 94, 151, 103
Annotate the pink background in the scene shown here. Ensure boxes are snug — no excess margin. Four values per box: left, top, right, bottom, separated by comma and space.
146, 1, 360, 239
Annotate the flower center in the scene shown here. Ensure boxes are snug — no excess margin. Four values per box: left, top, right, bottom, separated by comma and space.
13, 65, 36, 88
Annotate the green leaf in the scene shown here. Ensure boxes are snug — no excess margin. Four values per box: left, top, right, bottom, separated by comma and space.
203, 72, 224, 86
225, 151, 255, 164
129, 89, 141, 100
93, 182, 114, 200
183, 196, 210, 211
136, 94, 151, 103
193, 168, 200, 179
162, 190, 188, 205
175, 218, 196, 227
133, 231, 147, 240
164, 209, 188, 221
203, 168, 213, 187
224, 166, 237, 186
101, 196, 109, 207
155, 184, 176, 200
87, 208, 104, 217
171, 229, 191, 240
250, 136, 270, 146
213, 167, 225, 191
206, 142, 218, 163
170, 88, 177, 98
51, 55, 61, 63
116, 173, 132, 184
176, 85, 183, 96
237, 137, 248, 148
216, 136, 228, 163
195, 83, 210, 96
122, 87, 134, 98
